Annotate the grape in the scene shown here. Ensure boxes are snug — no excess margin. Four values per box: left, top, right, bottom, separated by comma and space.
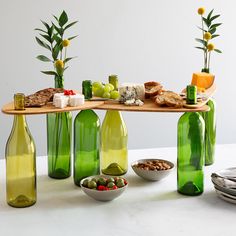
93, 86, 104, 97
110, 91, 120, 99
102, 92, 111, 99
104, 83, 114, 93
92, 81, 103, 89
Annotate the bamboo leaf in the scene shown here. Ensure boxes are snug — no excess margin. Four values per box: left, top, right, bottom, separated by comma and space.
39, 34, 52, 43
195, 38, 207, 46
41, 20, 50, 30
197, 26, 207, 32
214, 49, 222, 53
36, 55, 52, 62
68, 35, 78, 41
211, 34, 220, 39
48, 25, 54, 37
53, 34, 62, 44
203, 17, 211, 28
195, 47, 206, 51
209, 28, 216, 34
210, 23, 222, 29
53, 15, 59, 22
35, 37, 51, 50
64, 21, 78, 30
52, 23, 63, 36
59, 10, 68, 27
207, 9, 214, 21
52, 44, 61, 60
41, 71, 58, 76
210, 14, 220, 22
64, 57, 75, 63
35, 28, 47, 34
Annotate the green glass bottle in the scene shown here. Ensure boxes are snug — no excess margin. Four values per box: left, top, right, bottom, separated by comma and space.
201, 98, 216, 166
47, 75, 72, 179
177, 112, 205, 196
101, 110, 128, 176
5, 93, 36, 207
74, 110, 100, 186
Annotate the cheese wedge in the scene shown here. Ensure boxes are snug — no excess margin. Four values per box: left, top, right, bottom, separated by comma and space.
191, 72, 215, 89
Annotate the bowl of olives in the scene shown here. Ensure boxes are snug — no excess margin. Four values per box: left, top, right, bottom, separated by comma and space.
80, 175, 128, 201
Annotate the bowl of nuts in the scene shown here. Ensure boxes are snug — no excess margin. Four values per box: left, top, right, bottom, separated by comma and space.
80, 175, 128, 201
131, 159, 174, 181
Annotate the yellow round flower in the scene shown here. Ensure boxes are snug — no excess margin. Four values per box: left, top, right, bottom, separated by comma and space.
207, 43, 215, 51
204, 32, 212, 40
198, 7, 205, 15
62, 39, 70, 47
54, 60, 64, 68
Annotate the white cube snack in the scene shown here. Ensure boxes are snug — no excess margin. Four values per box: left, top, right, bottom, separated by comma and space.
69, 94, 85, 107
53, 93, 64, 105
54, 95, 69, 108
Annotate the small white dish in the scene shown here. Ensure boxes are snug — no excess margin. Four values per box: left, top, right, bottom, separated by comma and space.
80, 175, 128, 202
131, 159, 174, 181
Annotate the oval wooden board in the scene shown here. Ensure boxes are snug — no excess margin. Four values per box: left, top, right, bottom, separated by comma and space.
1, 101, 104, 115
95, 99, 210, 112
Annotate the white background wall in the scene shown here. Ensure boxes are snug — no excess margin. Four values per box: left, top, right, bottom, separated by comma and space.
0, 0, 234, 158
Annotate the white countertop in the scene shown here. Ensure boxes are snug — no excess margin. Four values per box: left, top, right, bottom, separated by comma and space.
1, 144, 236, 236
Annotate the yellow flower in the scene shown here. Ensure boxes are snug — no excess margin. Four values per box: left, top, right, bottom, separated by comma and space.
54, 60, 64, 68
198, 7, 205, 15
62, 39, 70, 47
204, 32, 212, 40
207, 43, 215, 51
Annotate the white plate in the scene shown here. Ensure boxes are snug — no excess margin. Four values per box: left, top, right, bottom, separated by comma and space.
217, 167, 236, 178
215, 190, 236, 204
215, 188, 236, 200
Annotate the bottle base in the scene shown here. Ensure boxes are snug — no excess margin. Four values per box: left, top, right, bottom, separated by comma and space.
178, 181, 203, 196
48, 168, 71, 179
7, 195, 36, 208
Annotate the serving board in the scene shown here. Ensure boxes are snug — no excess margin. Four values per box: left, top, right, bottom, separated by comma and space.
1, 84, 215, 115
1, 101, 104, 115
95, 99, 209, 112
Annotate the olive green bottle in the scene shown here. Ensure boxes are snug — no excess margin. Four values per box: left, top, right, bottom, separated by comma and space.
101, 110, 128, 176
5, 93, 37, 207
177, 112, 205, 196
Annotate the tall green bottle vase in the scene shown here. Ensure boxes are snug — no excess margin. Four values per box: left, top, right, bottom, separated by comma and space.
47, 76, 72, 179
177, 112, 205, 196
200, 98, 216, 166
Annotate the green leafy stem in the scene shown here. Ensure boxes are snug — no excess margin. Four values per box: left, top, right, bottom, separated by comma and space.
35, 10, 78, 78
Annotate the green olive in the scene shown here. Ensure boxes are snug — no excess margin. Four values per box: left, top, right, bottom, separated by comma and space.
116, 179, 125, 188
97, 177, 107, 186
82, 179, 89, 187
88, 180, 97, 189
107, 177, 115, 183
91, 178, 97, 183
107, 182, 115, 188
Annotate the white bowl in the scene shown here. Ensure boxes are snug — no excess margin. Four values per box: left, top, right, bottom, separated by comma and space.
80, 175, 128, 201
131, 159, 174, 181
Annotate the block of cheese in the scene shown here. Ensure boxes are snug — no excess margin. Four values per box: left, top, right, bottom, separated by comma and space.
69, 94, 85, 106
191, 72, 215, 89
119, 83, 145, 103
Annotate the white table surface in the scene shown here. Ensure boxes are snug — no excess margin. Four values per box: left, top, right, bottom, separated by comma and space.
1, 144, 236, 236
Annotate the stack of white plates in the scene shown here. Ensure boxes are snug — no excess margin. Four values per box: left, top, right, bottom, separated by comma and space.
211, 167, 236, 204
